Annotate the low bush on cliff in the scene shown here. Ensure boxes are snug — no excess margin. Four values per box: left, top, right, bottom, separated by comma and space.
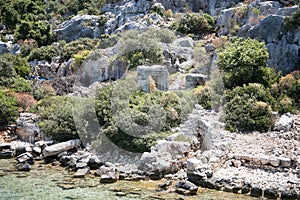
171, 12, 215, 36
224, 83, 274, 132
94, 79, 193, 152
117, 29, 165, 69
218, 38, 279, 89
283, 8, 300, 32
0, 90, 18, 130
37, 96, 79, 142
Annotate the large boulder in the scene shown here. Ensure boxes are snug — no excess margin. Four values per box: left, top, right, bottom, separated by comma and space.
43, 139, 81, 157
138, 141, 190, 174
54, 15, 101, 42
274, 114, 294, 131
247, 15, 283, 43
16, 113, 40, 143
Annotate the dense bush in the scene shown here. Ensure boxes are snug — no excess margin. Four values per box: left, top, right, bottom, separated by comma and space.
62, 38, 99, 61
0, 90, 18, 130
28, 45, 59, 62
94, 79, 194, 152
14, 20, 53, 46
224, 83, 274, 132
218, 38, 279, 89
117, 29, 167, 68
0, 77, 32, 92
33, 81, 56, 100
283, 8, 300, 32
37, 96, 79, 142
171, 12, 215, 36
271, 71, 300, 113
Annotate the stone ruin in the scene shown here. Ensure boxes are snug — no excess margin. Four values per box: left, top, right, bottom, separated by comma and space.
137, 65, 168, 92
185, 74, 208, 89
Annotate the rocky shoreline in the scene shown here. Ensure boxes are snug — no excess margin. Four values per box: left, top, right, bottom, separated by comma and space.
1, 106, 300, 199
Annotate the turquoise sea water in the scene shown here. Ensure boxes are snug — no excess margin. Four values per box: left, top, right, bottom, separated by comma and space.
0, 159, 255, 200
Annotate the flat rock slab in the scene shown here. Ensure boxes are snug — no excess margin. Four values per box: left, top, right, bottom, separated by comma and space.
43, 139, 81, 157
74, 168, 89, 178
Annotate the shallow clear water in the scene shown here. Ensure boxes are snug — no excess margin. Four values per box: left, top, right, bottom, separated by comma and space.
0, 159, 255, 200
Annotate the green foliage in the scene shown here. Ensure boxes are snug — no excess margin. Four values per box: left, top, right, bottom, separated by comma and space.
271, 71, 300, 112
94, 79, 194, 152
0, 77, 32, 92
117, 29, 166, 68
0, 90, 18, 130
28, 45, 59, 62
62, 38, 99, 61
172, 12, 215, 36
224, 83, 274, 132
37, 96, 79, 142
0, 54, 18, 78
283, 8, 300, 32
73, 50, 91, 67
98, 34, 120, 49
14, 20, 53, 46
218, 38, 277, 89
33, 82, 56, 100
149, 4, 165, 16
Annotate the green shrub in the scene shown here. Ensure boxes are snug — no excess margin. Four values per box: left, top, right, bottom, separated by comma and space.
218, 38, 278, 89
14, 20, 53, 46
0, 90, 18, 130
94, 79, 194, 152
224, 83, 274, 132
28, 45, 59, 62
0, 54, 18, 78
98, 34, 120, 49
62, 38, 99, 61
172, 12, 215, 36
33, 81, 56, 100
37, 96, 79, 142
117, 29, 164, 68
149, 4, 165, 16
0, 77, 32, 92
283, 8, 300, 32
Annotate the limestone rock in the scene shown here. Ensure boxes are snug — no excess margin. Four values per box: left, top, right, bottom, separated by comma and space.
275, 114, 294, 131
175, 180, 198, 195
74, 168, 89, 178
43, 139, 81, 157
16, 113, 40, 143
16, 152, 34, 164
54, 15, 101, 42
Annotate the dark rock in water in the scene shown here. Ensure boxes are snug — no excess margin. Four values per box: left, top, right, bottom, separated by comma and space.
158, 180, 172, 189
0, 151, 14, 159
0, 143, 11, 150
15, 163, 31, 171
264, 188, 278, 199
43, 139, 81, 157
241, 184, 251, 194
88, 156, 103, 170
74, 168, 89, 178
100, 172, 118, 183
149, 172, 163, 180
281, 190, 298, 200
15, 146, 26, 156
16, 152, 34, 164
250, 186, 262, 197
232, 185, 242, 193
175, 180, 198, 195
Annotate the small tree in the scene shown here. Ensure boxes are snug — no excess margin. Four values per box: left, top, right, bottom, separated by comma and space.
218, 38, 278, 89
0, 90, 18, 130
